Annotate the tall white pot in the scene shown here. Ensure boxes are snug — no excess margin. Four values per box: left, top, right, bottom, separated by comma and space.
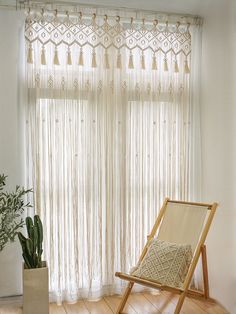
23, 261, 49, 314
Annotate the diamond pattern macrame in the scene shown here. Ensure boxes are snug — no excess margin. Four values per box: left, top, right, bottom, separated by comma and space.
25, 12, 191, 57
131, 239, 192, 288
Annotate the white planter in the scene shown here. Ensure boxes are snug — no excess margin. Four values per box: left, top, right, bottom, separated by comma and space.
23, 261, 49, 314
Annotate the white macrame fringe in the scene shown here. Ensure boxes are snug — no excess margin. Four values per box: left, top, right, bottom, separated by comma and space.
117, 53, 122, 69
128, 53, 134, 69
141, 53, 145, 70
174, 60, 179, 73
27, 44, 33, 64
29, 44, 190, 73
184, 60, 190, 73
104, 52, 110, 69
67, 48, 72, 65
78, 48, 84, 66
53, 48, 60, 65
41, 46, 46, 65
152, 55, 157, 70
92, 51, 97, 68
164, 58, 168, 71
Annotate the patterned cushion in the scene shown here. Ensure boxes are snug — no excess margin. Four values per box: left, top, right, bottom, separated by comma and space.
131, 239, 192, 288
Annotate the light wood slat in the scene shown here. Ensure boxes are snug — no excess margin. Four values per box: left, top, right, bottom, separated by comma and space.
115, 272, 183, 293
181, 298, 208, 314
191, 298, 230, 314
160, 291, 227, 314
103, 295, 137, 314
116, 272, 214, 302
144, 290, 210, 314
0, 293, 228, 313
168, 200, 212, 208
0, 297, 22, 306
0, 304, 22, 314
143, 291, 177, 314
83, 298, 113, 314
128, 292, 160, 313
63, 300, 89, 314
204, 304, 229, 314
201, 245, 210, 298
49, 303, 66, 314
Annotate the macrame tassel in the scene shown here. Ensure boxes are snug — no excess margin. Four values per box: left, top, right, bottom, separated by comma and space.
53, 47, 60, 65
152, 55, 157, 70
184, 59, 190, 73
164, 58, 168, 72
67, 48, 72, 65
92, 50, 97, 68
41, 46, 46, 65
117, 53, 122, 69
174, 59, 179, 73
27, 44, 33, 64
78, 48, 84, 66
141, 53, 145, 70
128, 52, 134, 69
104, 52, 110, 69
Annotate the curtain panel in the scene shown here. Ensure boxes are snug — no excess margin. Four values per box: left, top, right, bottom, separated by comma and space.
24, 8, 202, 302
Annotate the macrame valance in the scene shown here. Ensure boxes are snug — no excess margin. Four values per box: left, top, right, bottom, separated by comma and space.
25, 10, 192, 73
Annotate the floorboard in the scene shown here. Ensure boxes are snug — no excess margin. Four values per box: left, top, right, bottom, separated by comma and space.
143, 291, 177, 314
128, 292, 160, 313
63, 300, 89, 314
181, 298, 208, 314
191, 298, 229, 314
50, 303, 66, 314
0, 305, 22, 314
83, 298, 113, 314
103, 295, 137, 313
0, 292, 229, 313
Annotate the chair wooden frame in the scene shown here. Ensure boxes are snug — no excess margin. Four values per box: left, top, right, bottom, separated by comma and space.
115, 198, 218, 314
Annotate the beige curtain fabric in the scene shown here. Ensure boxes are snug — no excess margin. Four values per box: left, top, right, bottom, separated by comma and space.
157, 203, 208, 252
24, 8, 202, 303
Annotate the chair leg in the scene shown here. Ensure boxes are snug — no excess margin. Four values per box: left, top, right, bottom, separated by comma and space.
116, 282, 134, 314
201, 245, 209, 299
174, 245, 209, 313
174, 291, 187, 314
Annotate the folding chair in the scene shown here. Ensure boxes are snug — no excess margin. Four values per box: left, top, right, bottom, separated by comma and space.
115, 198, 218, 314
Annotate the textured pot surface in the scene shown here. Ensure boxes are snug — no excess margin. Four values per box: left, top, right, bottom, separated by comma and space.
23, 262, 49, 314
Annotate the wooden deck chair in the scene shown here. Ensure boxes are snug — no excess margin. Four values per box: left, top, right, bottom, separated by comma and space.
115, 198, 218, 314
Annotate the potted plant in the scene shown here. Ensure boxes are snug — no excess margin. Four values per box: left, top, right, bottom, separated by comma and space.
0, 174, 32, 252
18, 215, 49, 314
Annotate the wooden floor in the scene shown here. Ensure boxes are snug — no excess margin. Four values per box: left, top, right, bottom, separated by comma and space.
0, 291, 229, 314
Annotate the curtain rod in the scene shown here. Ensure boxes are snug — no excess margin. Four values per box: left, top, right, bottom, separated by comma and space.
28, 1, 200, 19
0, 0, 202, 22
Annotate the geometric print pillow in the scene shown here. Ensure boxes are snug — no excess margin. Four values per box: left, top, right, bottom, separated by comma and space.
131, 239, 192, 288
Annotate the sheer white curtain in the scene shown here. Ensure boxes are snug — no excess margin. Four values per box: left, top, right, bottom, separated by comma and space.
24, 7, 202, 303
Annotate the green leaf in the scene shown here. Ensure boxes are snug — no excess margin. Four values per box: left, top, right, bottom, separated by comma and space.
0, 174, 32, 253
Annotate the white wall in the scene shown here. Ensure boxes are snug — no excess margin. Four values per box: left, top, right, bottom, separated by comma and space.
201, 0, 236, 312
0, 2, 236, 312
0, 10, 25, 297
